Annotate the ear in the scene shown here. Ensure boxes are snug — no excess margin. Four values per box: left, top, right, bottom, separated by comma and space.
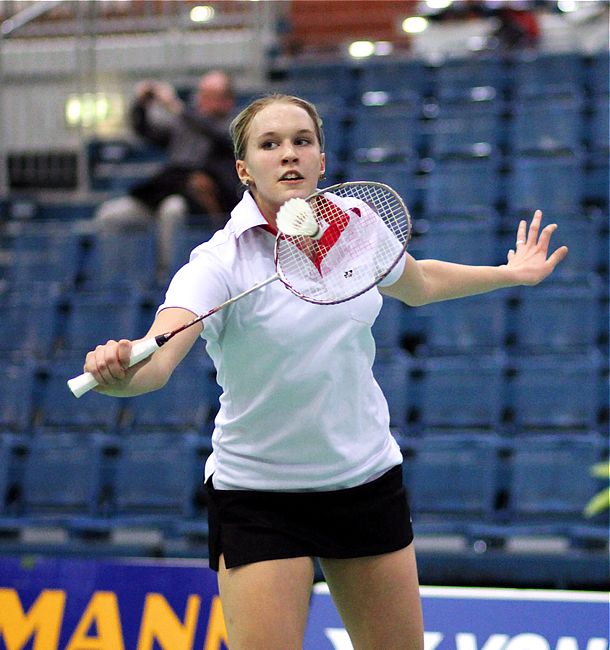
319, 153, 326, 177
235, 160, 251, 186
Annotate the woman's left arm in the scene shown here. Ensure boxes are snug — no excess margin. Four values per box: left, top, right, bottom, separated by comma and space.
381, 210, 568, 307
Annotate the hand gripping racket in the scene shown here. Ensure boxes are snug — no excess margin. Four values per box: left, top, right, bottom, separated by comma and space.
68, 181, 412, 397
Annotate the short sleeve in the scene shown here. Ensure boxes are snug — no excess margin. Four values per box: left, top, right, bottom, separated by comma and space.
377, 252, 406, 287
157, 245, 230, 340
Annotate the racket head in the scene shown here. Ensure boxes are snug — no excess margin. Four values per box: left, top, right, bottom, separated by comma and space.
274, 181, 412, 305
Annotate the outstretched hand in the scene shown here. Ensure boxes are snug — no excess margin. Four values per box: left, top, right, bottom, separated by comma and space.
505, 210, 568, 285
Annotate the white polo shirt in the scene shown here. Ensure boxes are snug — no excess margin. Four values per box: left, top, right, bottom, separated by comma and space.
159, 191, 404, 491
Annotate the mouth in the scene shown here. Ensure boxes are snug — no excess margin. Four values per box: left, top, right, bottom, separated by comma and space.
279, 171, 305, 183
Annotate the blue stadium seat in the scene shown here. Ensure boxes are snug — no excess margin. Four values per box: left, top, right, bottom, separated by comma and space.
510, 352, 602, 431
423, 293, 506, 355
35, 201, 97, 222
588, 95, 609, 153
58, 288, 143, 358
350, 105, 421, 162
169, 226, 216, 276
510, 52, 584, 98
0, 283, 61, 360
508, 95, 584, 155
358, 59, 431, 104
372, 297, 406, 350
280, 61, 355, 106
419, 220, 498, 266
87, 138, 164, 190
81, 229, 157, 289
37, 360, 123, 432
0, 363, 36, 433
586, 51, 609, 97
585, 151, 609, 211
417, 354, 505, 430
505, 154, 584, 220
7, 223, 83, 287
126, 351, 219, 433
19, 432, 105, 520
0, 434, 16, 515
403, 433, 502, 520
343, 161, 420, 209
428, 102, 505, 159
372, 349, 411, 432
511, 280, 601, 352
506, 434, 604, 523
110, 432, 200, 525
423, 157, 501, 219
432, 56, 508, 103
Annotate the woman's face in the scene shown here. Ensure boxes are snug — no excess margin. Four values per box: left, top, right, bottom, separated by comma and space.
235, 101, 325, 224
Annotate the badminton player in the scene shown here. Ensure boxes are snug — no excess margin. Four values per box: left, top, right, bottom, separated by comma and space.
82, 94, 568, 649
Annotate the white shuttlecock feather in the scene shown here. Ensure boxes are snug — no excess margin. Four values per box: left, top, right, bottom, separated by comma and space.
276, 198, 322, 240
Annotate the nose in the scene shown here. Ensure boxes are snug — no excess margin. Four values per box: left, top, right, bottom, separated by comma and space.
281, 141, 298, 163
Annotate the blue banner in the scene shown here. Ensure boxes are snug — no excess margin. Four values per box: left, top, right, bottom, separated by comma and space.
0, 556, 226, 650
0, 556, 607, 650
305, 584, 609, 650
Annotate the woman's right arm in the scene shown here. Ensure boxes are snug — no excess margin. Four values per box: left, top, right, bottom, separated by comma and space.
83, 307, 203, 397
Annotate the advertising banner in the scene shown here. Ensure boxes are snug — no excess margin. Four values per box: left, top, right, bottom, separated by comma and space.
0, 556, 607, 650
305, 584, 609, 650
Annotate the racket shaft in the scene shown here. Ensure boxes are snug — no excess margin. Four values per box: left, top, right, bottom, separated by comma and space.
67, 337, 161, 398
67, 273, 281, 398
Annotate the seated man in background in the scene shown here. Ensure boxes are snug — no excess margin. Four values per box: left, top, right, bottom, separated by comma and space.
94, 70, 240, 279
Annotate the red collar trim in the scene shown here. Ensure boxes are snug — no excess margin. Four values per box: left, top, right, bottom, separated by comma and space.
259, 223, 278, 236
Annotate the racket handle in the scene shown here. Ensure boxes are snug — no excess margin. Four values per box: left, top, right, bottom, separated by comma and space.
67, 337, 161, 398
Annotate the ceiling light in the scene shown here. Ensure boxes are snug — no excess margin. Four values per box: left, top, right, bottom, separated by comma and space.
190, 5, 215, 23
348, 41, 376, 59
402, 16, 429, 34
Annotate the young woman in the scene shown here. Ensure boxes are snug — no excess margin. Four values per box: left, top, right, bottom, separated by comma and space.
82, 94, 568, 649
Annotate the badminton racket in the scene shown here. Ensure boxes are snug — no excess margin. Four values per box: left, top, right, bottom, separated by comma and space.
68, 181, 411, 397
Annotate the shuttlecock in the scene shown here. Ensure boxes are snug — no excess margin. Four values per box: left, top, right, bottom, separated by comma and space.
276, 198, 321, 239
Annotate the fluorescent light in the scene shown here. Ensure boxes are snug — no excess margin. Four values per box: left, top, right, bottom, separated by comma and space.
64, 93, 124, 129
190, 5, 215, 23
425, 0, 453, 9
401, 16, 429, 34
557, 0, 578, 12
348, 41, 376, 59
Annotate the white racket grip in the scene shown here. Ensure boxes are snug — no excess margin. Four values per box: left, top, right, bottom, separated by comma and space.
67, 337, 161, 398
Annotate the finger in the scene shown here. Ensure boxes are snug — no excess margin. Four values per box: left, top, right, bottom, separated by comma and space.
116, 339, 133, 370
545, 245, 569, 270
527, 210, 542, 242
516, 219, 527, 245
507, 249, 515, 261
94, 340, 125, 384
537, 223, 558, 251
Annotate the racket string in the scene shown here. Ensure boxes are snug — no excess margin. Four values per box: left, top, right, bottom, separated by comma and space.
276, 182, 411, 304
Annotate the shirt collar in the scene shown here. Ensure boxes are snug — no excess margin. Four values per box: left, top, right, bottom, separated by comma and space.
230, 191, 278, 238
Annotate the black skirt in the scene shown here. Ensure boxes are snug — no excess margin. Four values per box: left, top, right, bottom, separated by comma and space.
205, 464, 413, 571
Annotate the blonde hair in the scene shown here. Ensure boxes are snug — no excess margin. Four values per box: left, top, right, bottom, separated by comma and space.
230, 94, 325, 160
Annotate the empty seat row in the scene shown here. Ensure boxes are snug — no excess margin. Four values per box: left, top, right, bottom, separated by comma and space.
349, 96, 607, 162
0, 431, 211, 557
374, 349, 606, 434
278, 52, 608, 107
348, 152, 608, 221
1, 431, 605, 543
372, 278, 606, 353
403, 433, 608, 522
4, 222, 217, 290
0, 351, 219, 435
0, 349, 605, 437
